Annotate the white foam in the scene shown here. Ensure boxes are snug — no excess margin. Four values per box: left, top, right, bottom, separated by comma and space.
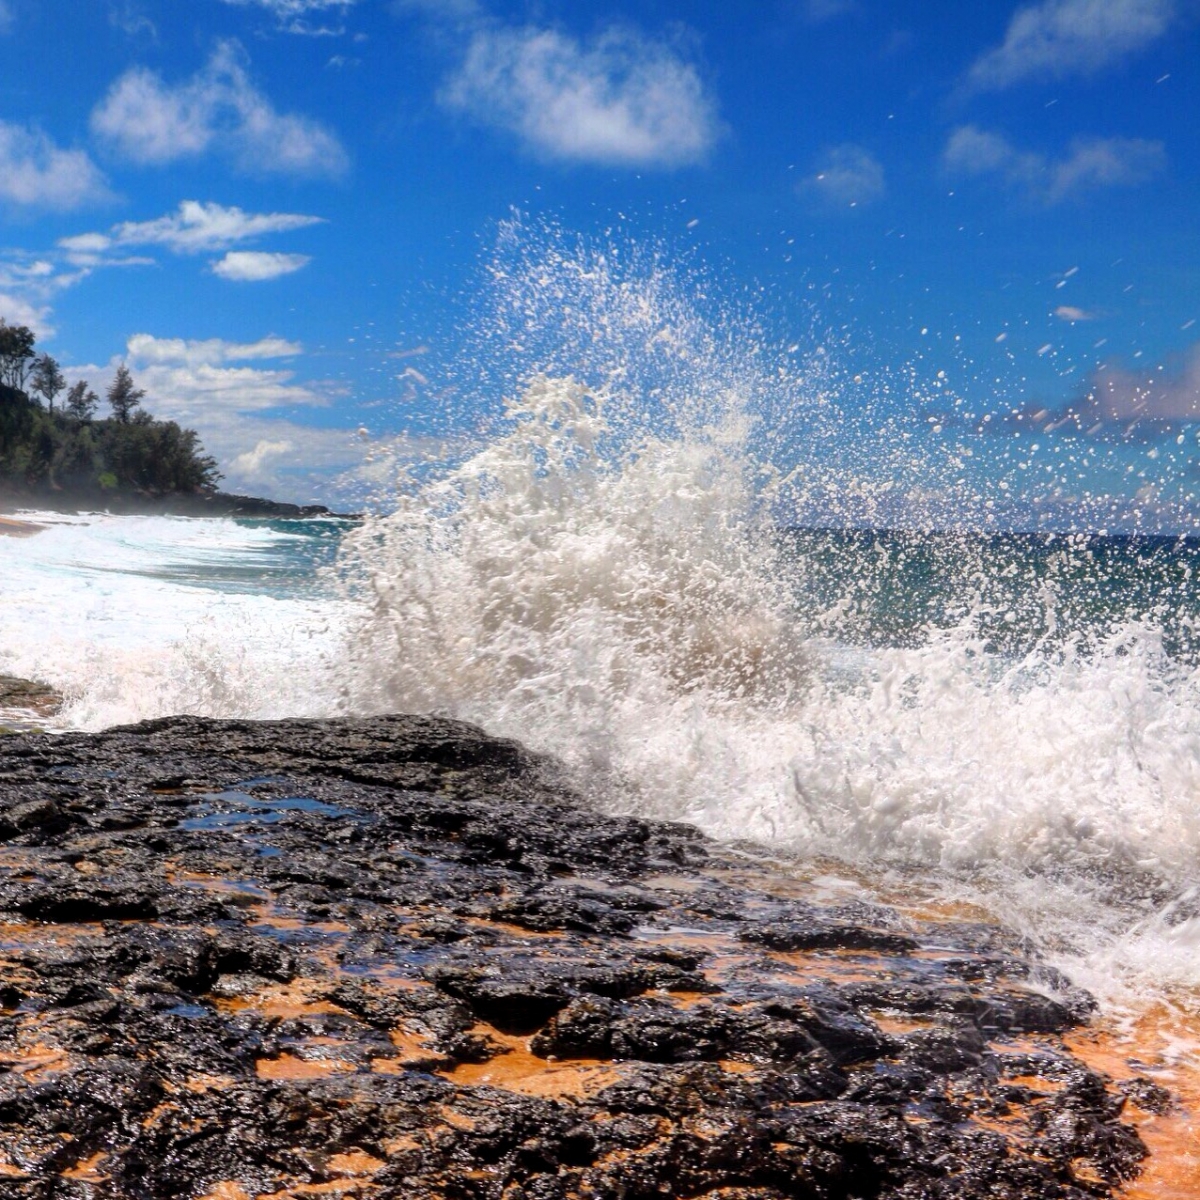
0, 512, 344, 729
328, 226, 1200, 1010
332, 373, 1200, 1006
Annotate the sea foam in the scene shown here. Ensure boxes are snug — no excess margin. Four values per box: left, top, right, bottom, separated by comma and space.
332, 222, 1200, 1011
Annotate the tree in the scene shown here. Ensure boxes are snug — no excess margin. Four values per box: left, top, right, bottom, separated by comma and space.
106, 365, 145, 423
30, 354, 66, 412
2, 330, 222, 498
65, 380, 99, 421
0, 321, 37, 392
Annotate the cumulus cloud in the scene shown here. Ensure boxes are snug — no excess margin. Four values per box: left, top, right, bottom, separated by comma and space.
72, 333, 437, 503
0, 121, 110, 210
91, 41, 348, 176
229, 437, 295, 479
0, 293, 52, 338
68, 332, 449, 503
61, 201, 322, 269
967, 0, 1175, 91
214, 421, 437, 502
944, 125, 1165, 203
212, 250, 311, 281
75, 334, 328, 472
440, 24, 719, 167
802, 144, 885, 209
124, 332, 318, 413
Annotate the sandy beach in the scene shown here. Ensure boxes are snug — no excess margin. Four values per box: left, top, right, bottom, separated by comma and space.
0, 516, 45, 537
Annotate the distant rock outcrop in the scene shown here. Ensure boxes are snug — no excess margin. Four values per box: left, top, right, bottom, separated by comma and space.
0, 485, 343, 519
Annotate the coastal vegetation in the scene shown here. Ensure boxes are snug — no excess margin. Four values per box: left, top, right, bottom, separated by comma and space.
0, 320, 221, 498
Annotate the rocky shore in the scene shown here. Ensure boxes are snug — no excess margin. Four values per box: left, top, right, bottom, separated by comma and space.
0, 487, 351, 521
0, 714, 1167, 1198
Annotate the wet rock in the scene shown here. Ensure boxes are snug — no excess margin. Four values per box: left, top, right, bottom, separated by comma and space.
0, 713, 1155, 1198
742, 918, 917, 955
430, 966, 572, 1033
1120, 1075, 1174, 1115
0, 676, 62, 724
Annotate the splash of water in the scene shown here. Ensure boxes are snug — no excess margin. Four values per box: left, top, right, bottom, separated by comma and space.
6, 222, 1200, 1010
335, 220, 1200, 1010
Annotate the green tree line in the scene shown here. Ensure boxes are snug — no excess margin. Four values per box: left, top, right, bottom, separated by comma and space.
0, 321, 221, 496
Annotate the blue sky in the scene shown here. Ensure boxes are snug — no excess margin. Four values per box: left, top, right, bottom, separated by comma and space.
2, 0, 1199, 528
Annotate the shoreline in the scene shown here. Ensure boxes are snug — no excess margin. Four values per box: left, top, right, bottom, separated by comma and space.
0, 487, 358, 522
0, 711, 1184, 1197
0, 517, 46, 538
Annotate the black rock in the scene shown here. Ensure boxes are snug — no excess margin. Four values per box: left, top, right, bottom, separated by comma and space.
0, 714, 1155, 1199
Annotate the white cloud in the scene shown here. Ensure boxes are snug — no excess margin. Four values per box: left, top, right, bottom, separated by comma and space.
802, 144, 885, 209
0, 121, 110, 210
70, 333, 449, 504
0, 252, 102, 334
0, 1, 13, 34
944, 125, 1165, 203
87, 335, 328, 464
229, 437, 295, 480
0, 259, 54, 285
212, 250, 312, 281
134, 361, 326, 417
91, 41, 348, 176
61, 201, 323, 268
967, 0, 1175, 91
0, 293, 52, 338
134, 361, 318, 419
126, 333, 303, 366
1055, 305, 1095, 321
440, 24, 719, 167
114, 200, 322, 254
58, 233, 113, 257
213, 420, 435, 503
109, 2, 157, 38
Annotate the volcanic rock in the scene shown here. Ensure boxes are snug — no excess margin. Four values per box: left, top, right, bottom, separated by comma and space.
0, 714, 1157, 1198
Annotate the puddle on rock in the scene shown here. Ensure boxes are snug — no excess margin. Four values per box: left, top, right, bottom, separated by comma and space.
180, 792, 361, 832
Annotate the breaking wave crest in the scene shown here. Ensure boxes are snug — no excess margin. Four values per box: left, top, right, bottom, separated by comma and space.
334, 222, 1200, 1007
6, 221, 1200, 1008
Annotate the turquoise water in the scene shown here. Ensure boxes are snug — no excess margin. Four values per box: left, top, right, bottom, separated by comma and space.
784, 527, 1200, 660
114, 517, 352, 598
